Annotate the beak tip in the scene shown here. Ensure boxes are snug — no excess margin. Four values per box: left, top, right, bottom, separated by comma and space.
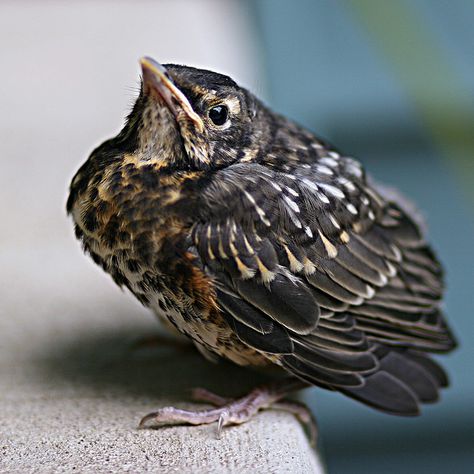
140, 56, 167, 75
138, 56, 205, 133
139, 56, 151, 68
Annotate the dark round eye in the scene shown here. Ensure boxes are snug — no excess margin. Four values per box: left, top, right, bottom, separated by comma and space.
208, 105, 229, 126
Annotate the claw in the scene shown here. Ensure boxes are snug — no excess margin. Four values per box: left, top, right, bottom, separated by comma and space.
138, 379, 313, 442
138, 411, 158, 428
216, 411, 228, 439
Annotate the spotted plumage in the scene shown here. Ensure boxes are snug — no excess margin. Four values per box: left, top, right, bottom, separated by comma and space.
68, 57, 456, 423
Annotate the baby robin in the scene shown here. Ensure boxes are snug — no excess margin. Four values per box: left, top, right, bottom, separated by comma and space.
67, 57, 456, 437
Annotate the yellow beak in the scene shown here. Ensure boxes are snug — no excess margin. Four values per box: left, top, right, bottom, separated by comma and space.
140, 56, 204, 133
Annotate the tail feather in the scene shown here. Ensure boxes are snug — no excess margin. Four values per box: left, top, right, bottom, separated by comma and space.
374, 347, 439, 403
342, 371, 420, 416
340, 347, 448, 415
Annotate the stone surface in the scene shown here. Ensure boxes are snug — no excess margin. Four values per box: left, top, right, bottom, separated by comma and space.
0, 250, 322, 473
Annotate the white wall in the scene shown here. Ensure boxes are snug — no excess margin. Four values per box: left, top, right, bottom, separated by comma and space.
0, 0, 264, 247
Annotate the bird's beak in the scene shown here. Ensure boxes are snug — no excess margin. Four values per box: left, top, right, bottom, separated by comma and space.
140, 56, 204, 133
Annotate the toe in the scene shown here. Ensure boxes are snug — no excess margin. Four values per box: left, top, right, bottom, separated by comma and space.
190, 388, 230, 406
138, 411, 159, 428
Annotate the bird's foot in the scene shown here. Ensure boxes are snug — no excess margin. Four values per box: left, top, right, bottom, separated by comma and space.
139, 379, 316, 443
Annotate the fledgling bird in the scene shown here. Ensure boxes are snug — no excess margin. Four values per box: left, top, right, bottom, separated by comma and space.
67, 57, 456, 434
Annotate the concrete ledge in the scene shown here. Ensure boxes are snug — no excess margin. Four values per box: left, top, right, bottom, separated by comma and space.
2, 396, 321, 473
1, 328, 323, 473
0, 251, 323, 473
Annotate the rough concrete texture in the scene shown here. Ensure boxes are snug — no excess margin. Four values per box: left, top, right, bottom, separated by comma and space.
0, 2, 323, 473
0, 251, 322, 473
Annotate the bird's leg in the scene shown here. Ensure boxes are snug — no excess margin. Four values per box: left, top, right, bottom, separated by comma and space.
189, 385, 317, 445
139, 378, 315, 442
190, 387, 231, 406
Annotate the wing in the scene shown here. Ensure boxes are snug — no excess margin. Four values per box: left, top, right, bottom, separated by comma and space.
192, 155, 456, 415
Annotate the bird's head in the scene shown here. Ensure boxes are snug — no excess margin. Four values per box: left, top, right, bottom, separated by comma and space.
116, 57, 265, 171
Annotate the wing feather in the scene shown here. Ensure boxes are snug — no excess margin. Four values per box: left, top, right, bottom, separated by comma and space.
192, 161, 455, 416
235, 273, 319, 335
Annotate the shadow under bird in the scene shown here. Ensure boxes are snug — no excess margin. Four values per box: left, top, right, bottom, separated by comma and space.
67, 56, 457, 437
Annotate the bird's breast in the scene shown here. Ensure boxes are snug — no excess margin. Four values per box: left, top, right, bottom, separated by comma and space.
69, 159, 273, 367
70, 157, 198, 267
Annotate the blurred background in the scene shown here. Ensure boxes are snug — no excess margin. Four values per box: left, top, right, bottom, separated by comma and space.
0, 1, 472, 472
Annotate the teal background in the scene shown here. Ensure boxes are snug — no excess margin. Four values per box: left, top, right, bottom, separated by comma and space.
249, 1, 474, 472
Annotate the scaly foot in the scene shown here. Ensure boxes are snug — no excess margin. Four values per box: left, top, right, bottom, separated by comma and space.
139, 379, 316, 443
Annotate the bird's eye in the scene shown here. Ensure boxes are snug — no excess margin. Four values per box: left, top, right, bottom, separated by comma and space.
208, 105, 229, 126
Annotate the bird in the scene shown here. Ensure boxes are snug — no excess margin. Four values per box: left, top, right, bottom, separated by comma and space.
67, 56, 456, 437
